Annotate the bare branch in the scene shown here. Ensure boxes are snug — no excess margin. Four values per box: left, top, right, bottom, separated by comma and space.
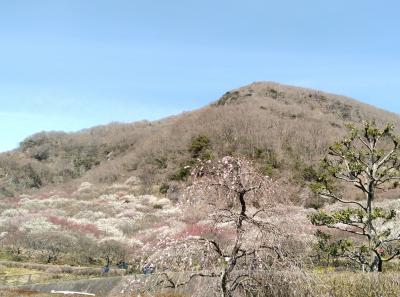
382, 251, 400, 262
324, 224, 368, 237
320, 191, 366, 211
230, 274, 261, 293
197, 238, 225, 257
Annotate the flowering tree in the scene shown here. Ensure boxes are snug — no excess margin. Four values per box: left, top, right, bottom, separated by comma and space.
309, 122, 400, 272
161, 156, 288, 297
98, 239, 128, 267
25, 231, 77, 263
48, 215, 102, 238
1, 230, 27, 258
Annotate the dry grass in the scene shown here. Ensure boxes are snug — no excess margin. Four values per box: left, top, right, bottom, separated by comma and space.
1, 82, 399, 205
130, 271, 400, 297
260, 270, 400, 297
319, 272, 400, 297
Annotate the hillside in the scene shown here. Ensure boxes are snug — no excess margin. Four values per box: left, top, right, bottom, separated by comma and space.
1, 82, 399, 205
1, 82, 400, 296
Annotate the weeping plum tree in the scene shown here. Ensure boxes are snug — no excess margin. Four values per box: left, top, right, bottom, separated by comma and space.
309, 121, 400, 272
184, 156, 290, 297
152, 157, 292, 297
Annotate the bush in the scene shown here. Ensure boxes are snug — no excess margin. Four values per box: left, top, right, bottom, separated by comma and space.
71, 267, 101, 276
73, 155, 100, 173
19, 164, 45, 188
302, 165, 318, 182
45, 266, 63, 274
153, 157, 168, 169
169, 163, 193, 181
214, 90, 240, 106
304, 192, 325, 209
319, 272, 400, 297
159, 183, 170, 194
30, 146, 50, 161
188, 135, 212, 159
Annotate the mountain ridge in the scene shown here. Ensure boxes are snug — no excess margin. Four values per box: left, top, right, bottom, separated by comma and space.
1, 82, 399, 204
216, 81, 399, 119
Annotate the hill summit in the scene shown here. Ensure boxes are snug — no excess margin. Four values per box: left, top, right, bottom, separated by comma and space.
0, 82, 399, 204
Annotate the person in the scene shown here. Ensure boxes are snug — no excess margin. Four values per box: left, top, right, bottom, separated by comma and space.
117, 261, 128, 269
143, 263, 149, 274
149, 263, 155, 274
102, 265, 110, 274
143, 263, 155, 274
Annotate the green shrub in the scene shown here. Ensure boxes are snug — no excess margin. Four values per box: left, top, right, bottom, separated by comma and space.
17, 164, 47, 188
188, 135, 212, 159
159, 183, 170, 194
170, 166, 191, 181
214, 91, 240, 106
302, 165, 318, 182
266, 88, 282, 99
254, 148, 280, 168
73, 155, 100, 172
31, 147, 50, 161
263, 164, 274, 176
154, 157, 168, 169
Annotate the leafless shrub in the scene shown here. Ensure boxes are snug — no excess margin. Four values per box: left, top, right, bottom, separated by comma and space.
2, 82, 399, 203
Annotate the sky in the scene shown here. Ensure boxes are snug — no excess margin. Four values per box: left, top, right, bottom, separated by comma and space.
1, 0, 400, 152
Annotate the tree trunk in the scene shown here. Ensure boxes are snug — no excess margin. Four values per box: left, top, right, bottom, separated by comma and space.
377, 258, 383, 272
370, 253, 382, 272
374, 255, 383, 272
220, 269, 231, 297
366, 183, 383, 272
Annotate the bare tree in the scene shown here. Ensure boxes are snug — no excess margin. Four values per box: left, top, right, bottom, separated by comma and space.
1, 230, 27, 258
25, 231, 76, 263
98, 239, 128, 267
175, 156, 288, 297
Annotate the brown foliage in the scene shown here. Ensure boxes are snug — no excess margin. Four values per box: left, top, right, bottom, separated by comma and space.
1, 82, 399, 204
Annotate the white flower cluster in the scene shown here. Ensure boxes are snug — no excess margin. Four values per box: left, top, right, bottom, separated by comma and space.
20, 217, 59, 233
1, 208, 28, 217
96, 218, 125, 237
74, 210, 107, 221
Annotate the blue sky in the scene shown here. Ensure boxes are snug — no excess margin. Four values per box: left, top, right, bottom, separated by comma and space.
1, 0, 399, 152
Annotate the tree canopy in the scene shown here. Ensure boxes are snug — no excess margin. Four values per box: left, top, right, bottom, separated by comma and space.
309, 121, 400, 272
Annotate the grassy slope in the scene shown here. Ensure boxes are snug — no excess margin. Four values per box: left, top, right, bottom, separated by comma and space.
0, 82, 399, 203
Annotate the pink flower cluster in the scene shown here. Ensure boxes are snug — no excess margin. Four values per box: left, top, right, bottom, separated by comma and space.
177, 223, 222, 238
47, 215, 102, 238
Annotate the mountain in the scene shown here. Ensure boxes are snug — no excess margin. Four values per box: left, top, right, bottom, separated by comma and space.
1, 82, 399, 205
